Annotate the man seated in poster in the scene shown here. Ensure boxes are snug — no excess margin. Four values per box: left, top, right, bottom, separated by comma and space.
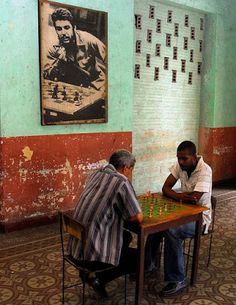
43, 7, 106, 90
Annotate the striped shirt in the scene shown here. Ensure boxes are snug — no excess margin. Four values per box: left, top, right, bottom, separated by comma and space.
68, 164, 141, 266
170, 156, 212, 231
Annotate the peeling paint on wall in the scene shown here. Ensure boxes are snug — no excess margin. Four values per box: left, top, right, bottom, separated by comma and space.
19, 168, 28, 183
0, 132, 132, 228
77, 159, 108, 177
22, 146, 33, 161
213, 145, 233, 155
199, 127, 236, 181
65, 159, 73, 178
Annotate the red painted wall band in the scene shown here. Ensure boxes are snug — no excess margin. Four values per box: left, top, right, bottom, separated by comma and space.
0, 132, 132, 228
199, 126, 236, 182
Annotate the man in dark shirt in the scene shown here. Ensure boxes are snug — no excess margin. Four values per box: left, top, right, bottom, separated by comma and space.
68, 149, 143, 297
43, 7, 106, 89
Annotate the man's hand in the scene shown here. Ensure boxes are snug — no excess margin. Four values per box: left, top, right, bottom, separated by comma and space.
56, 47, 67, 62
128, 212, 143, 223
162, 174, 203, 204
178, 192, 200, 204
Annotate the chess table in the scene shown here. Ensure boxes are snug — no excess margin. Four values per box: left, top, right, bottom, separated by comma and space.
125, 193, 208, 305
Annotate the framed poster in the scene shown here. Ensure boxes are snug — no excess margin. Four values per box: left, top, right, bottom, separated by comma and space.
39, 0, 108, 125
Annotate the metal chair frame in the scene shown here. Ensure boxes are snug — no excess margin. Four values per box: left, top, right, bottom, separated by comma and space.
59, 211, 127, 305
184, 196, 217, 272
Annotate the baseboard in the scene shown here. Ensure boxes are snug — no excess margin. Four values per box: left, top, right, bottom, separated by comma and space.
213, 177, 236, 187
0, 211, 70, 233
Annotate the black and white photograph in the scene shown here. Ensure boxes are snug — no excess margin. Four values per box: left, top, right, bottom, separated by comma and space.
39, 0, 108, 125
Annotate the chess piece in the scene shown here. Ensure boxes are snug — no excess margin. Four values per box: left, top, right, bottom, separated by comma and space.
74, 91, 82, 106
74, 91, 79, 101
52, 84, 58, 99
62, 86, 67, 101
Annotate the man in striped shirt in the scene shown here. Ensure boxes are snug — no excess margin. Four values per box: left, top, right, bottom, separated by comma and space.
68, 149, 143, 297
160, 140, 212, 296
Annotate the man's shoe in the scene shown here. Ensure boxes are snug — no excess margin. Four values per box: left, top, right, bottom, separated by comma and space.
89, 278, 108, 298
160, 280, 188, 296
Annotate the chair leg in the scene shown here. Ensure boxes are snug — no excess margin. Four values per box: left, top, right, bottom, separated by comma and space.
62, 259, 65, 305
185, 238, 193, 275
158, 239, 164, 269
207, 233, 213, 267
124, 274, 127, 305
82, 280, 85, 305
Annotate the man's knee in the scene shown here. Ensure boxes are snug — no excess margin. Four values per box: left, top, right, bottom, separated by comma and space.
165, 227, 182, 239
165, 223, 195, 240
146, 232, 164, 246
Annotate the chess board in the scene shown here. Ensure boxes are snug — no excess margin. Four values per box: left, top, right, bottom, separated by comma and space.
42, 79, 105, 115
138, 193, 185, 219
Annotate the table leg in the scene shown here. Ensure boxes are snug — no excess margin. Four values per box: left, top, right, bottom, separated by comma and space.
191, 214, 203, 285
135, 230, 145, 305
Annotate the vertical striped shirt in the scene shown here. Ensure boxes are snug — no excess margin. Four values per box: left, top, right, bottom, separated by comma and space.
68, 164, 141, 266
170, 156, 212, 231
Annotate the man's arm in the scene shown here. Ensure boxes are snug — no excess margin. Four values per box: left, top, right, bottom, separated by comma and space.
43, 46, 68, 80
128, 212, 143, 223
117, 181, 143, 223
85, 32, 106, 90
162, 174, 203, 204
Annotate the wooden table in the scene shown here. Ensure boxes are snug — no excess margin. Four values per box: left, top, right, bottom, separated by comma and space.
125, 193, 208, 305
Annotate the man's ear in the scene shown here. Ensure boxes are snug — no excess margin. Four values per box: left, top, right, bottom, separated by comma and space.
192, 153, 198, 164
117, 166, 126, 175
123, 166, 129, 176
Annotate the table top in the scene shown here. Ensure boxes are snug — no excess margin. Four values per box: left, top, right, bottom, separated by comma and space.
137, 193, 208, 229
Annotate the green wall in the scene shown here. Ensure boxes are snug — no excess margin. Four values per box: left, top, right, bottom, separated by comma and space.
1, 0, 236, 138
213, 0, 236, 127
0, 0, 134, 137
169, 0, 236, 128
133, 0, 207, 193
132, 0, 236, 193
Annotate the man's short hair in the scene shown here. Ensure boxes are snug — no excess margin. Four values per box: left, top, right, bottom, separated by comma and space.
109, 149, 136, 169
177, 141, 196, 155
51, 8, 74, 27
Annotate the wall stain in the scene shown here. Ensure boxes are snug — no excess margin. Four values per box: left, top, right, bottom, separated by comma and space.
22, 146, 33, 161
213, 145, 233, 155
65, 158, 73, 178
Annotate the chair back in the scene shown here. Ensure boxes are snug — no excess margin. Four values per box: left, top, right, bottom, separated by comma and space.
59, 211, 86, 257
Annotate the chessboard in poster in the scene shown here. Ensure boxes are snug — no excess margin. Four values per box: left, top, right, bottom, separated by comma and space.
39, 0, 108, 125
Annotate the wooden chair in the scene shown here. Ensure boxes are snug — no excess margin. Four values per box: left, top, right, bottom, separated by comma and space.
59, 211, 127, 305
184, 196, 217, 273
